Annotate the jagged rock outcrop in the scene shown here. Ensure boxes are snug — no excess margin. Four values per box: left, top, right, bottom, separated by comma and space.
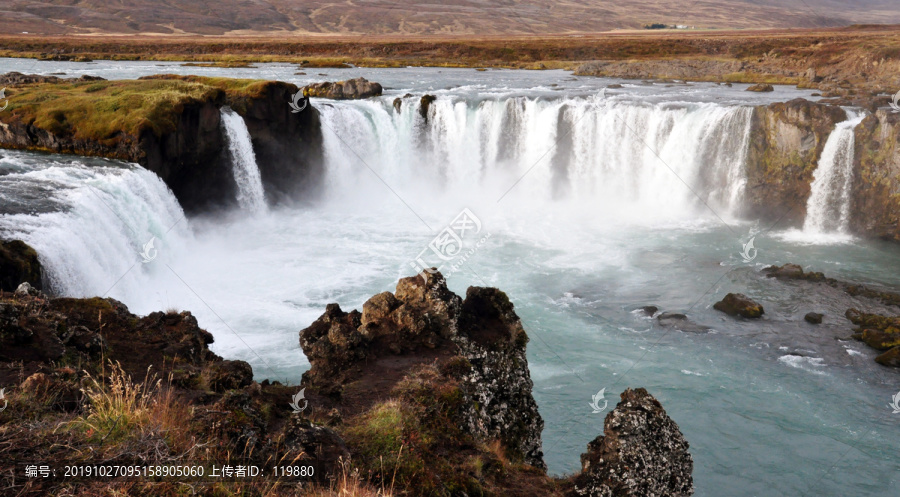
0, 239, 42, 292
300, 270, 546, 469
713, 293, 765, 318
302, 77, 382, 100
571, 388, 694, 497
743, 98, 847, 226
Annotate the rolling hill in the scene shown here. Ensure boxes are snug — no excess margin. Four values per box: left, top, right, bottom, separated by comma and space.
2, 0, 899, 36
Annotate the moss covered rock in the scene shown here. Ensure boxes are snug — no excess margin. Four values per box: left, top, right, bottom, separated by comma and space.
713, 293, 765, 318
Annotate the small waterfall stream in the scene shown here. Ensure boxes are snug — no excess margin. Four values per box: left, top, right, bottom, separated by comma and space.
802, 110, 865, 234
220, 107, 267, 213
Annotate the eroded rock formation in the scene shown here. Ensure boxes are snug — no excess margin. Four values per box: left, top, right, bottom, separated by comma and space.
572, 388, 694, 497
300, 270, 545, 469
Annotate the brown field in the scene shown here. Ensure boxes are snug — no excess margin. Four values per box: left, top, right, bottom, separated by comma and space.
0, 25, 897, 69
1, 25, 898, 94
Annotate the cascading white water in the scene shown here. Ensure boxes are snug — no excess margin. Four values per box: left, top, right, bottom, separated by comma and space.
802, 111, 866, 234
0, 153, 189, 297
221, 107, 267, 213
317, 95, 754, 221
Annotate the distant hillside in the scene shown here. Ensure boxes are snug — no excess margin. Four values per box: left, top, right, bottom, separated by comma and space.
3, 0, 900, 36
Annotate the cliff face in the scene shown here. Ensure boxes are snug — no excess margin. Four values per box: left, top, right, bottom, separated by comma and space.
0, 74, 324, 213
852, 109, 900, 242
742, 99, 900, 241
742, 98, 847, 226
0, 240, 42, 292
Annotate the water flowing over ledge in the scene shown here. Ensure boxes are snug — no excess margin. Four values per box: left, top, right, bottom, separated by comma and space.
318, 95, 754, 222
221, 107, 268, 213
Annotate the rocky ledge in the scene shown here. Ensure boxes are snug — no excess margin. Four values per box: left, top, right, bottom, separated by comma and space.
0, 72, 324, 212
302, 77, 382, 99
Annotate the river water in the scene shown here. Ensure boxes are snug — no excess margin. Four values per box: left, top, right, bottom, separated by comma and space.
0, 58, 898, 496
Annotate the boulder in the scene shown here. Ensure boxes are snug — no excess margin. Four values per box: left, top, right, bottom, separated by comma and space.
657, 312, 711, 333
804, 312, 824, 324
875, 347, 900, 367
746, 83, 775, 92
204, 359, 254, 392
572, 388, 693, 497
764, 263, 805, 279
302, 77, 382, 99
420, 94, 437, 120
0, 240, 42, 292
638, 305, 659, 317
713, 293, 764, 318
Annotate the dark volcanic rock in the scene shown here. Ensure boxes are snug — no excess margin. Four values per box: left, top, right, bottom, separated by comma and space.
638, 305, 659, 317
572, 388, 693, 497
764, 263, 807, 279
283, 417, 350, 480
420, 94, 437, 121
804, 312, 824, 324
302, 77, 382, 99
300, 270, 545, 469
204, 359, 254, 392
657, 312, 711, 333
713, 293, 764, 318
0, 240, 42, 292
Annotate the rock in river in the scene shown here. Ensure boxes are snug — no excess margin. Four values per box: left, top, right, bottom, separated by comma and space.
713, 293, 765, 318
572, 388, 694, 497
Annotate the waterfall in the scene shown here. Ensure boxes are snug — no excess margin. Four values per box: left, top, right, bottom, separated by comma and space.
220, 107, 267, 213
802, 111, 865, 234
0, 152, 189, 297
316, 95, 754, 221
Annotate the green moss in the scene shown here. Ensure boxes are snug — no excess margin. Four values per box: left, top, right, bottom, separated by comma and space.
1, 80, 219, 141
0, 76, 289, 148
